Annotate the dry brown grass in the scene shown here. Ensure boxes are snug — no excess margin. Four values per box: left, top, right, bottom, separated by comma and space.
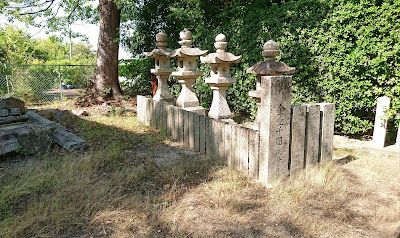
1, 100, 399, 237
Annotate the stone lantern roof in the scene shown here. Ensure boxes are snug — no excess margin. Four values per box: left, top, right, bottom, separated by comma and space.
171, 29, 208, 57
246, 40, 295, 75
144, 32, 175, 58
200, 34, 241, 64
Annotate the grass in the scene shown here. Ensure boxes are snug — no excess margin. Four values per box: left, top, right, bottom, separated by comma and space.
0, 100, 399, 237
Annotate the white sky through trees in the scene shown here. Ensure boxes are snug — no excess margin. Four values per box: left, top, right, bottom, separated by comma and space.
0, 15, 132, 60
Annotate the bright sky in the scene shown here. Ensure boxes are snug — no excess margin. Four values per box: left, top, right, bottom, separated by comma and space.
0, 16, 132, 60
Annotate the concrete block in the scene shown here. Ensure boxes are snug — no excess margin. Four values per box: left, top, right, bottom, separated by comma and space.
193, 113, 200, 152
372, 96, 391, 148
225, 123, 233, 167
318, 103, 335, 163
259, 76, 291, 184
248, 129, 260, 179
290, 105, 306, 174
199, 115, 206, 154
305, 104, 321, 168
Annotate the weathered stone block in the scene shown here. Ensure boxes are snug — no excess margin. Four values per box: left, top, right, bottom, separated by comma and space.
193, 113, 200, 152
224, 123, 233, 167
10, 108, 21, 116
216, 120, 226, 161
305, 104, 320, 168
0, 97, 26, 114
248, 129, 260, 179
372, 96, 391, 148
177, 108, 184, 145
259, 76, 292, 184
199, 115, 206, 154
238, 126, 249, 174
0, 109, 9, 117
290, 105, 306, 174
318, 103, 335, 163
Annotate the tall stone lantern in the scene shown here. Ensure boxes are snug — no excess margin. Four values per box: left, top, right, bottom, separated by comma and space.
247, 40, 295, 130
145, 32, 175, 104
200, 34, 241, 120
171, 29, 208, 114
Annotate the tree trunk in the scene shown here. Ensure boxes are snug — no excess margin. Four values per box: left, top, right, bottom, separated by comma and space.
93, 0, 122, 99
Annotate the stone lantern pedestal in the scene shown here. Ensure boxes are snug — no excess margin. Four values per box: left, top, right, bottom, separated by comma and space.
246, 40, 295, 130
145, 32, 175, 104
201, 34, 241, 121
172, 29, 208, 114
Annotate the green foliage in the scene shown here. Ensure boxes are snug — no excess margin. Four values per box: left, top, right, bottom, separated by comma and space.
121, 0, 400, 136
118, 58, 153, 96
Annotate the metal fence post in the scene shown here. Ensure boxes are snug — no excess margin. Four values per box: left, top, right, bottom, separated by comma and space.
58, 65, 63, 102
5, 64, 11, 98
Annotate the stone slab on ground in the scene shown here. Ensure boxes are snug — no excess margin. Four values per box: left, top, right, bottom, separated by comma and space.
0, 124, 52, 155
26, 111, 87, 151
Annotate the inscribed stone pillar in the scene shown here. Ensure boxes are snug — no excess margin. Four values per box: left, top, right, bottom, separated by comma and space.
372, 96, 391, 148
259, 75, 292, 185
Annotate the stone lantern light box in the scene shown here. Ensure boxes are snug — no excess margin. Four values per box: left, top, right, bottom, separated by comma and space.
201, 34, 241, 120
145, 32, 175, 104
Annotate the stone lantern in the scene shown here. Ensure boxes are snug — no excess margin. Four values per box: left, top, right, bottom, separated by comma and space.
247, 40, 295, 130
200, 34, 241, 120
171, 29, 208, 114
145, 31, 175, 104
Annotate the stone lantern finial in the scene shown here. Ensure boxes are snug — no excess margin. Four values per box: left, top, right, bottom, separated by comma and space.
214, 34, 227, 52
262, 40, 279, 61
179, 29, 192, 48
156, 32, 168, 49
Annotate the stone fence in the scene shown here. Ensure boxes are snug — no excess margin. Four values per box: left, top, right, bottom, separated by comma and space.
137, 29, 335, 185
137, 96, 334, 183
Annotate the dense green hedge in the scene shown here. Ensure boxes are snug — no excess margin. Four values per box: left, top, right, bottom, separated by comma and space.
121, 0, 400, 136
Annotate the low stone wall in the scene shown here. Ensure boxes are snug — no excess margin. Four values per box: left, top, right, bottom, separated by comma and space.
137, 96, 334, 181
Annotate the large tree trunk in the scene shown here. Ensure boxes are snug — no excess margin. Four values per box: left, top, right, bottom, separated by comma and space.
93, 0, 122, 100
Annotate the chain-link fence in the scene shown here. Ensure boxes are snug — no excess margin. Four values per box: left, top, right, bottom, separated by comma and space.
0, 64, 95, 104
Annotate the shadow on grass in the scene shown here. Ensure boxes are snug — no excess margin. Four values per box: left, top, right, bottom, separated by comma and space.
0, 113, 398, 237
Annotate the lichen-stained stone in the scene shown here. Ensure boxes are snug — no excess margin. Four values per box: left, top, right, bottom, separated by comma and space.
171, 29, 207, 114
145, 32, 175, 104
201, 34, 241, 120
